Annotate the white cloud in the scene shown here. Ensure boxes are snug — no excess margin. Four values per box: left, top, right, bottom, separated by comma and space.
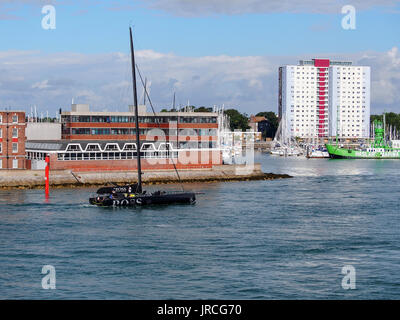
2, 0, 396, 19
0, 47, 399, 115
144, 0, 399, 16
32, 79, 49, 89
359, 47, 400, 106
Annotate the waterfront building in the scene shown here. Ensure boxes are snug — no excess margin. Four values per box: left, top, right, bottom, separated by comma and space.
26, 104, 223, 171
248, 115, 274, 139
0, 111, 26, 169
278, 58, 370, 139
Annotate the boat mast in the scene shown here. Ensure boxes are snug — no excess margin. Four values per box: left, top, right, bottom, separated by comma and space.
143, 77, 147, 105
336, 105, 339, 146
383, 112, 386, 141
130, 27, 142, 193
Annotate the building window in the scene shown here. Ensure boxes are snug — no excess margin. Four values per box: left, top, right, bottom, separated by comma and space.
0, 128, 2, 138
12, 128, 18, 138
12, 143, 18, 153
0, 115, 2, 123
12, 115, 18, 123
0, 143, 2, 153
13, 159, 18, 169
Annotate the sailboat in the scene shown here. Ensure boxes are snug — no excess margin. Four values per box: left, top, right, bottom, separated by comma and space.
89, 28, 196, 207
270, 114, 303, 156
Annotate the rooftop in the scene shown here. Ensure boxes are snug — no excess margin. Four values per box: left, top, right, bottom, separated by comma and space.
0, 110, 26, 113
298, 59, 353, 67
249, 116, 267, 123
62, 103, 218, 117
61, 111, 219, 117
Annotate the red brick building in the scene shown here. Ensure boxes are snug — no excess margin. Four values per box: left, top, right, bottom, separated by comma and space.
0, 111, 26, 170
26, 104, 223, 171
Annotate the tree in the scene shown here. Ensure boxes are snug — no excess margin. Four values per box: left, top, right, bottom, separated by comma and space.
371, 113, 400, 131
255, 111, 279, 138
194, 106, 213, 112
224, 109, 250, 131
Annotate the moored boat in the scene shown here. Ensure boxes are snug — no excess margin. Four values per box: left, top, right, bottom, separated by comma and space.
326, 119, 400, 159
306, 149, 330, 159
270, 145, 303, 157
305, 145, 330, 158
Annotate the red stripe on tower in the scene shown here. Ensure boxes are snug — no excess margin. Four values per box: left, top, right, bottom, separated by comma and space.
314, 59, 330, 67
314, 59, 330, 137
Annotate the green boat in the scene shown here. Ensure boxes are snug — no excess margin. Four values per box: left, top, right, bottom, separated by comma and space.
326, 119, 400, 159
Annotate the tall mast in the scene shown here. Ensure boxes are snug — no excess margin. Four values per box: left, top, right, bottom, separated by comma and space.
130, 27, 142, 192
143, 77, 147, 105
383, 112, 386, 141
173, 92, 178, 150
336, 105, 339, 146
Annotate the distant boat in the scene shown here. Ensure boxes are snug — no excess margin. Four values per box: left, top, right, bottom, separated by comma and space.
305, 145, 329, 159
270, 147, 302, 157
89, 28, 196, 207
270, 114, 303, 157
306, 149, 329, 159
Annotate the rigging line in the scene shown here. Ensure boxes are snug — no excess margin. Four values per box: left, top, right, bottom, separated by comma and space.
117, 56, 130, 111
135, 63, 185, 192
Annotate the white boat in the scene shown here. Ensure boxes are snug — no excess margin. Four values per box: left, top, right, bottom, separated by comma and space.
270, 114, 303, 157
306, 149, 329, 158
271, 147, 302, 156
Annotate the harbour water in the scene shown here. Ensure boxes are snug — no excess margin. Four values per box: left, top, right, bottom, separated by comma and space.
1, 153, 400, 299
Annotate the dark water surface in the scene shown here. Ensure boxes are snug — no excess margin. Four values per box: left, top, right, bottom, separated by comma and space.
1, 154, 400, 299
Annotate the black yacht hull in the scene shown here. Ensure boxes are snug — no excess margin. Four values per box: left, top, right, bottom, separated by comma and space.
88, 29, 197, 209
89, 192, 196, 207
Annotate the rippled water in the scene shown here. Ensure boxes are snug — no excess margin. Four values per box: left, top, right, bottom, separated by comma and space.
1, 154, 400, 299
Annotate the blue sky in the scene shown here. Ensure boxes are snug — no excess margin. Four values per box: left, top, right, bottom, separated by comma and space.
0, 0, 399, 115
0, 1, 399, 56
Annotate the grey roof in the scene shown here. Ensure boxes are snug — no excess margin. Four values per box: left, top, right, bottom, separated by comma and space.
25, 140, 173, 152
26, 141, 64, 151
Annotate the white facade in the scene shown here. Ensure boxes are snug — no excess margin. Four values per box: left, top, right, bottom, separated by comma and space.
279, 59, 370, 139
329, 66, 370, 138
26, 122, 62, 140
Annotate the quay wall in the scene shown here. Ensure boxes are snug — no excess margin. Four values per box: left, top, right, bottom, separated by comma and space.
0, 163, 292, 189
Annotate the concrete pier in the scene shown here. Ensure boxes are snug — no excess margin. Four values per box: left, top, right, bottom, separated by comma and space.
0, 163, 291, 189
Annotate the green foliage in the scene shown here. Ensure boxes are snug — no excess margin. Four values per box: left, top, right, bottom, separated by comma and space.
194, 106, 213, 112
255, 111, 279, 138
224, 109, 250, 131
371, 113, 400, 131
160, 108, 180, 112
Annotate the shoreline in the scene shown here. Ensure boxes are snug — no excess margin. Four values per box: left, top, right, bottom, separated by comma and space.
0, 164, 292, 190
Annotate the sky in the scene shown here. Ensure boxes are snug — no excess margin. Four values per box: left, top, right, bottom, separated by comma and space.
0, 0, 399, 116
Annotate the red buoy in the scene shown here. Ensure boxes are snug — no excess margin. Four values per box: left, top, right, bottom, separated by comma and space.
45, 156, 50, 198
